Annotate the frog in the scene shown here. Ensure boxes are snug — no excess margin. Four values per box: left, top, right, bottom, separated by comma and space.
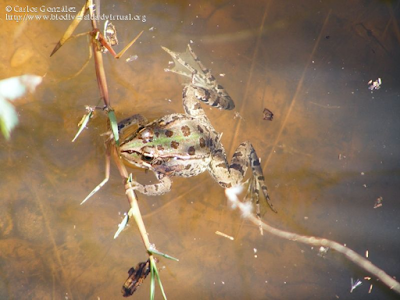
118, 44, 276, 214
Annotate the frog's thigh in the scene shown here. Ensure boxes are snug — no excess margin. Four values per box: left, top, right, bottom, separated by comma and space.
231, 142, 265, 182
214, 141, 258, 185
208, 149, 232, 187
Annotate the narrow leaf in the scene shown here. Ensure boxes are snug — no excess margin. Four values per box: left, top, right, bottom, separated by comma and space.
152, 264, 167, 300
108, 109, 119, 146
50, 1, 89, 56
80, 176, 109, 205
147, 248, 179, 262
150, 264, 155, 300
115, 30, 144, 59
72, 109, 93, 142
114, 214, 129, 239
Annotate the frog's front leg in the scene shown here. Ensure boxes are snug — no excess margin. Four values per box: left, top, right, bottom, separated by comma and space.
209, 142, 277, 214
130, 173, 172, 196
118, 114, 148, 134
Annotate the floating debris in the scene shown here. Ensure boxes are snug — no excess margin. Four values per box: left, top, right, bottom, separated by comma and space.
234, 112, 244, 120
350, 278, 362, 293
253, 248, 258, 258
368, 78, 381, 91
318, 246, 330, 257
102, 21, 118, 53
263, 108, 274, 121
374, 197, 383, 209
215, 231, 234, 240
126, 55, 138, 62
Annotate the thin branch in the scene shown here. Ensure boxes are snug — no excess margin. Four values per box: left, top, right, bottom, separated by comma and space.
88, 2, 110, 107
225, 186, 400, 295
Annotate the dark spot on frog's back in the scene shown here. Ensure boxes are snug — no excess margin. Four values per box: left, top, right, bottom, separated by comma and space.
171, 141, 179, 149
181, 125, 191, 137
197, 125, 204, 134
165, 130, 173, 137
188, 146, 196, 155
199, 137, 206, 148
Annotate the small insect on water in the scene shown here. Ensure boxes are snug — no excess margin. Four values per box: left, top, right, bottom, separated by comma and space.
368, 78, 382, 91
374, 196, 383, 209
263, 108, 274, 121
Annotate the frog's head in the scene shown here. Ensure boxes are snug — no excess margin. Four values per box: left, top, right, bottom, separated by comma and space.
119, 127, 160, 170
120, 144, 158, 170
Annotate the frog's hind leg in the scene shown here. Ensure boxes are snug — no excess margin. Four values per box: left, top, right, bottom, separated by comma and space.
186, 44, 235, 111
162, 45, 235, 111
186, 45, 234, 110
161, 46, 195, 79
231, 142, 276, 214
210, 142, 276, 215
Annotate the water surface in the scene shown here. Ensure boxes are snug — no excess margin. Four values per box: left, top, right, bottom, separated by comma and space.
1, 0, 400, 299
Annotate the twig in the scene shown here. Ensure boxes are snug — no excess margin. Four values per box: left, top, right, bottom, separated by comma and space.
87, 2, 110, 107
225, 186, 400, 295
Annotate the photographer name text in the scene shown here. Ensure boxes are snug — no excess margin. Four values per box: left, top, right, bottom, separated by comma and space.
6, 5, 76, 13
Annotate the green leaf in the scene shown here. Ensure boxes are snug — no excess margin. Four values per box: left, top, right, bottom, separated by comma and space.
150, 263, 155, 300
108, 109, 119, 146
152, 263, 167, 300
147, 248, 179, 262
72, 109, 93, 142
114, 213, 129, 239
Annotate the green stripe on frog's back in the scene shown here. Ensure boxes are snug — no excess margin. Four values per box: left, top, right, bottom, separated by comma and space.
120, 113, 212, 159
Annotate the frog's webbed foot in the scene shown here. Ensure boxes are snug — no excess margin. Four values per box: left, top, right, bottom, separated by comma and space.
162, 45, 235, 111
210, 141, 276, 215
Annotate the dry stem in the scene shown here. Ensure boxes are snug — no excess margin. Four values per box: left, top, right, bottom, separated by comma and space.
226, 186, 400, 295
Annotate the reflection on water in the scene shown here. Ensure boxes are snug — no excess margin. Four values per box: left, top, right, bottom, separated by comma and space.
1, 0, 400, 299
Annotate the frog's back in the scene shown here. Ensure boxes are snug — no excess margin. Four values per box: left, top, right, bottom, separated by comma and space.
120, 113, 215, 178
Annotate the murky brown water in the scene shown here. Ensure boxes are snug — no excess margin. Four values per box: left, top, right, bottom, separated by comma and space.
1, 0, 400, 299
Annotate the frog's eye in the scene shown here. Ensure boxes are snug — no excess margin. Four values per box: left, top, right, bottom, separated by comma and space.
141, 154, 153, 162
